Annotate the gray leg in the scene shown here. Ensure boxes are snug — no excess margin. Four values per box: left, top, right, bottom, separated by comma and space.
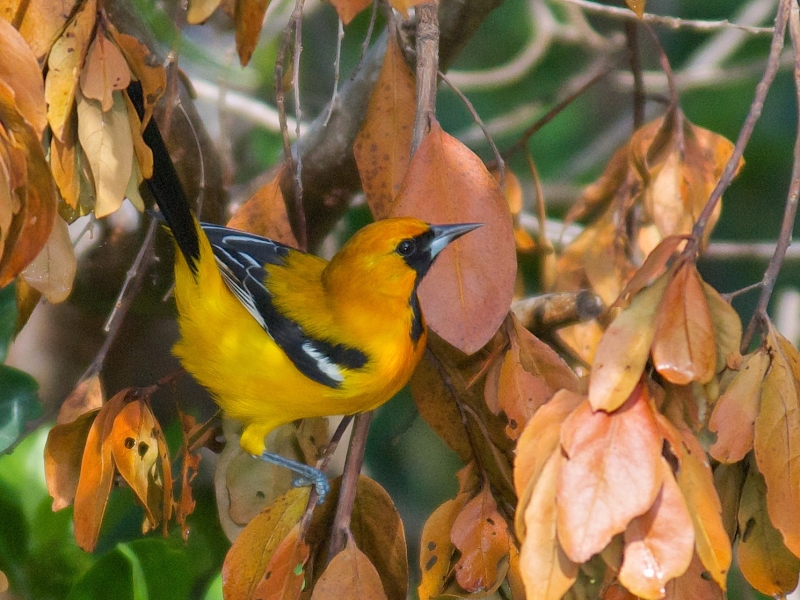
254, 451, 329, 504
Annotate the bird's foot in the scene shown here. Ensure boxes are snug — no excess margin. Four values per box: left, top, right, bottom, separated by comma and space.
255, 451, 329, 504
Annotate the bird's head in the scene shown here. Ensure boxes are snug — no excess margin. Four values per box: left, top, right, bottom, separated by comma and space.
324, 217, 482, 291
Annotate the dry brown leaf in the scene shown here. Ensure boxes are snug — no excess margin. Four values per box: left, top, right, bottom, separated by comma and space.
4, 0, 76, 59
122, 91, 153, 179
708, 349, 768, 464
73, 389, 129, 551
519, 451, 578, 600
495, 334, 550, 440
673, 425, 731, 589
222, 487, 310, 600
21, 214, 76, 303
44, 409, 99, 511
662, 553, 724, 600
615, 235, 687, 308
235, 0, 270, 66
652, 263, 716, 385
391, 119, 516, 354
557, 385, 664, 563
80, 32, 131, 112
254, 523, 310, 600
187, 0, 222, 24
737, 463, 800, 596
108, 29, 166, 128
310, 537, 388, 600
329, 0, 372, 24
0, 18, 47, 138
58, 374, 104, 425
77, 90, 133, 218
713, 461, 745, 545
45, 0, 96, 141
755, 321, 800, 558
450, 485, 511, 593
50, 116, 81, 210
227, 167, 298, 246
589, 273, 668, 412
618, 459, 694, 600
418, 493, 471, 600
354, 34, 415, 219
625, 0, 645, 18
703, 282, 742, 374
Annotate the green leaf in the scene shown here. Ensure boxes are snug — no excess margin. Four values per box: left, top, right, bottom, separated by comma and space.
0, 366, 42, 454
66, 544, 141, 600
0, 283, 17, 362
201, 573, 222, 600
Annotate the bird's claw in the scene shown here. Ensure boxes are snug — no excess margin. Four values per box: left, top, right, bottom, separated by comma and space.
292, 474, 329, 504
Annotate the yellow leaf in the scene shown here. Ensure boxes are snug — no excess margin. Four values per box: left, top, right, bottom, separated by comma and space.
21, 214, 76, 303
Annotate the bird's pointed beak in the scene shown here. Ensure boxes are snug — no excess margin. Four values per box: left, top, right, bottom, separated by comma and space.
428, 223, 483, 258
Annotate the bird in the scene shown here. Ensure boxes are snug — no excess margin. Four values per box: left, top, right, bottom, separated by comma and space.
129, 83, 482, 502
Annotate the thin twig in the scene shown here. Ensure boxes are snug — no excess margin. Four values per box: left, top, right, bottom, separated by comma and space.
502, 57, 615, 161
625, 20, 645, 129
685, 0, 790, 261
411, 2, 440, 156
741, 0, 800, 350
563, 0, 775, 35
324, 18, 345, 127
354, 0, 380, 77
327, 412, 372, 559
438, 70, 504, 188
721, 281, 764, 303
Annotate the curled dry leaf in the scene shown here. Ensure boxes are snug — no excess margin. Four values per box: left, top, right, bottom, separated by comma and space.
329, 0, 372, 24
418, 493, 471, 600
77, 90, 133, 218
108, 399, 160, 528
253, 522, 310, 600
50, 116, 81, 210
671, 424, 731, 589
227, 167, 298, 247
0, 18, 47, 138
708, 348, 769, 464
450, 484, 511, 593
310, 537, 388, 600
73, 389, 129, 551
354, 34, 415, 220
557, 385, 664, 563
755, 321, 800, 558
108, 28, 166, 128
737, 463, 800, 596
44, 409, 99, 511
618, 459, 694, 600
391, 119, 516, 354
222, 487, 311, 600
21, 214, 76, 303
57, 373, 104, 425
652, 263, 717, 385
519, 450, 578, 600
234, 0, 270, 66
45, 0, 96, 141
589, 274, 668, 412
80, 32, 132, 112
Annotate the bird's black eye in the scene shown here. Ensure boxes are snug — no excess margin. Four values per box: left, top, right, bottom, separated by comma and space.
396, 239, 416, 257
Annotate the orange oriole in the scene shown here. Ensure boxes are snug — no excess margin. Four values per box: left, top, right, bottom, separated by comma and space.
133, 83, 481, 501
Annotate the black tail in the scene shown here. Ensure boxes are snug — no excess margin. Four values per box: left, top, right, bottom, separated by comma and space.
128, 82, 200, 275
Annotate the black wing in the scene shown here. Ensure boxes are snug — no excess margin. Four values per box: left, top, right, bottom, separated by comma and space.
201, 224, 367, 388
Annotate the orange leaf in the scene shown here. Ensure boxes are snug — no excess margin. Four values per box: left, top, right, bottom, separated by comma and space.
80, 32, 131, 112
615, 235, 688, 308
0, 18, 47, 138
618, 459, 694, 599
450, 485, 511, 592
73, 389, 129, 551
737, 464, 800, 596
625, 0, 645, 18
329, 0, 371, 24
235, 0, 270, 66
310, 537, 388, 600
673, 426, 731, 588
703, 282, 742, 374
652, 263, 716, 385
557, 385, 664, 563
108, 28, 166, 129
227, 167, 298, 247
354, 34, 415, 219
754, 321, 800, 557
108, 399, 160, 528
50, 117, 80, 210
57, 374, 104, 425
662, 553, 723, 600
708, 349, 768, 463
7, 0, 76, 60
418, 494, 471, 600
519, 451, 578, 600
512, 314, 580, 395
388, 0, 425, 17
44, 409, 99, 511
495, 335, 550, 439
589, 274, 667, 411
391, 119, 516, 353
222, 487, 310, 600
253, 523, 310, 600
